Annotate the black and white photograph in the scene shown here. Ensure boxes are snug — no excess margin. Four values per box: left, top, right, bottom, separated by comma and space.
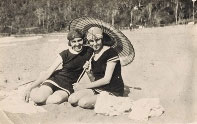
0, 0, 196, 123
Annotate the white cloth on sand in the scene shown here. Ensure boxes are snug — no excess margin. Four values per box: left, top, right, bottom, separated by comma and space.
94, 91, 133, 116
94, 92, 164, 121
128, 98, 165, 121
0, 85, 46, 114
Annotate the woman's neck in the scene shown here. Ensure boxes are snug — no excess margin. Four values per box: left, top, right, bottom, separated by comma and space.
94, 45, 103, 54
94, 46, 110, 61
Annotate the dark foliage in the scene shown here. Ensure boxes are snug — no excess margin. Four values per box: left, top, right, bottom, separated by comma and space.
0, 0, 196, 34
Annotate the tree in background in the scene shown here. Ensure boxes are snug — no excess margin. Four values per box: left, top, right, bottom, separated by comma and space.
0, 0, 196, 34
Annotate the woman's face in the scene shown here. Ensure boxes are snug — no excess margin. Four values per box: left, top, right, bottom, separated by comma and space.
88, 38, 103, 51
70, 38, 83, 52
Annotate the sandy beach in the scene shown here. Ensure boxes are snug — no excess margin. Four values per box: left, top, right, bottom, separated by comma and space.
0, 25, 196, 124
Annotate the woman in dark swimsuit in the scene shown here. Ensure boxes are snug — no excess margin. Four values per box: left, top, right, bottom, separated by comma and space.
24, 30, 93, 105
68, 27, 124, 109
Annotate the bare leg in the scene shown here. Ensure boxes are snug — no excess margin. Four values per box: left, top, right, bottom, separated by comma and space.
46, 90, 69, 104
30, 85, 53, 104
78, 95, 97, 109
68, 89, 94, 106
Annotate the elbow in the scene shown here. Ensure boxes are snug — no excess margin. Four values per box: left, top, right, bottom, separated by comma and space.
102, 77, 111, 85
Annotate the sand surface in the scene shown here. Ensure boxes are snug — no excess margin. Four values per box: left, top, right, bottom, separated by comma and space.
0, 25, 196, 124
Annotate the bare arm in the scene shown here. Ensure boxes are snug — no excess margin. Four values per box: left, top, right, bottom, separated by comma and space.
87, 61, 116, 88
73, 61, 117, 90
24, 55, 63, 102
27, 55, 62, 90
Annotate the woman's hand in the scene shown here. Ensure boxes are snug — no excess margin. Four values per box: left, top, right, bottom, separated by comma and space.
83, 61, 91, 72
23, 88, 32, 103
22, 71, 47, 103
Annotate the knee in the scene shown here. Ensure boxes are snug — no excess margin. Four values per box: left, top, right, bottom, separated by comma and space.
46, 94, 68, 104
68, 94, 78, 105
78, 98, 94, 109
30, 89, 48, 104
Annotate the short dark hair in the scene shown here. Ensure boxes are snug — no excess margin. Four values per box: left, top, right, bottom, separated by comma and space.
67, 30, 83, 41
67, 29, 85, 46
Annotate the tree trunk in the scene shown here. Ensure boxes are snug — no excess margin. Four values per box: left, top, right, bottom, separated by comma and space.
38, 15, 41, 25
112, 14, 114, 26
130, 10, 133, 24
175, 0, 179, 24
47, 0, 50, 32
112, 10, 116, 26
43, 12, 45, 29
148, 3, 152, 21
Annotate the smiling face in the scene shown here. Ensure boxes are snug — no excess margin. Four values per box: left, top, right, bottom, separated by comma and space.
87, 27, 103, 52
88, 38, 103, 51
70, 38, 83, 52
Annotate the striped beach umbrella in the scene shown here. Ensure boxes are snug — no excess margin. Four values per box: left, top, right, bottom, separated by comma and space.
69, 17, 135, 66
